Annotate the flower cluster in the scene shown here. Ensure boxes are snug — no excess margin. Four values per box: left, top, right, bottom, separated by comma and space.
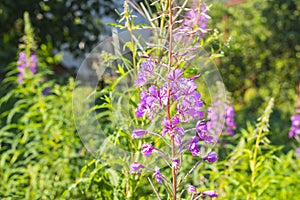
17, 51, 37, 84
134, 59, 156, 87
135, 62, 204, 124
289, 113, 300, 138
134, 59, 208, 154
175, 3, 210, 42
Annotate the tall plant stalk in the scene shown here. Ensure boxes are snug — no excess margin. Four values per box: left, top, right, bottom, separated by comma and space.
166, 0, 177, 199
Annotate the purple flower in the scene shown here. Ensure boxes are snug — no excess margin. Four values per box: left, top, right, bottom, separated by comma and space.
162, 116, 184, 137
42, 87, 51, 96
135, 75, 147, 86
141, 144, 154, 157
203, 152, 218, 163
17, 52, 27, 84
202, 190, 218, 198
130, 162, 144, 174
205, 106, 224, 142
135, 86, 168, 120
153, 167, 162, 184
187, 185, 196, 194
171, 158, 180, 168
289, 114, 300, 138
189, 136, 199, 156
17, 52, 27, 70
296, 148, 300, 156
168, 68, 183, 81
175, 4, 210, 41
132, 129, 148, 139
196, 120, 207, 132
196, 120, 207, 140
196, 120, 214, 144
135, 60, 155, 86
176, 89, 204, 121
17, 51, 37, 84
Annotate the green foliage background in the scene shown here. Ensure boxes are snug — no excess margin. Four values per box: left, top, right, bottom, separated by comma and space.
210, 0, 300, 152
0, 0, 118, 70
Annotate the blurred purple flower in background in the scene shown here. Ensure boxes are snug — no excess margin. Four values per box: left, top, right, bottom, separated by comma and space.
42, 87, 51, 96
17, 51, 37, 84
17, 52, 27, 84
202, 190, 218, 198
29, 54, 37, 74
289, 114, 300, 138
225, 105, 236, 136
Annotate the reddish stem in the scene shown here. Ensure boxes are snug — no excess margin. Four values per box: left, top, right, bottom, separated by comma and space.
166, 0, 176, 199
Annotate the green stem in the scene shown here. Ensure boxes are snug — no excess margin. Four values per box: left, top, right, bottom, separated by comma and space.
247, 128, 263, 200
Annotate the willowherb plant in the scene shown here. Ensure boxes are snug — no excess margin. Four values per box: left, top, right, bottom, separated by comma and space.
128, 0, 221, 199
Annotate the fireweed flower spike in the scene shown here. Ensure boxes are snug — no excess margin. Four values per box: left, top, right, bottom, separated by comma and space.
128, 1, 221, 198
